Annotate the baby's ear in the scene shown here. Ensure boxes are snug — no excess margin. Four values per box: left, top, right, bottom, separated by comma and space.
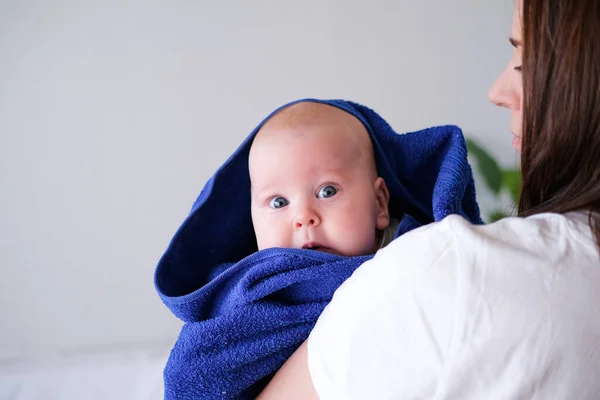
374, 177, 390, 230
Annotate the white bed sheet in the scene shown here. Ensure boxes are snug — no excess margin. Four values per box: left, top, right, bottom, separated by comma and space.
0, 346, 170, 400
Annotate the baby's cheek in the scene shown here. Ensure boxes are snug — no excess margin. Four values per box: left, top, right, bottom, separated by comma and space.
256, 221, 288, 250
254, 222, 272, 250
338, 218, 377, 255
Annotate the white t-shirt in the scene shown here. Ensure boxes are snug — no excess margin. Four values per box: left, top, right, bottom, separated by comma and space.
308, 213, 600, 400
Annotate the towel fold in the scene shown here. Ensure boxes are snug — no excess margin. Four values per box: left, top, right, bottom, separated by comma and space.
154, 99, 482, 399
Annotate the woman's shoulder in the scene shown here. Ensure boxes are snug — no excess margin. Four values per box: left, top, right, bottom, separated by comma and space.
412, 210, 593, 239
372, 211, 598, 294
307, 212, 600, 399
348, 212, 596, 307
385, 211, 596, 263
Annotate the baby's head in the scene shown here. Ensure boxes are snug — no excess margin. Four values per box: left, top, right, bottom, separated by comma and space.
249, 102, 391, 256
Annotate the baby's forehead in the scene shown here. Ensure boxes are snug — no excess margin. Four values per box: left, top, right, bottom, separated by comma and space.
249, 102, 379, 185
253, 102, 373, 152
261, 102, 362, 129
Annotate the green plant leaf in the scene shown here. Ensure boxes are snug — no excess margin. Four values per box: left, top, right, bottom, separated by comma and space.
502, 169, 522, 205
489, 210, 507, 223
466, 138, 503, 195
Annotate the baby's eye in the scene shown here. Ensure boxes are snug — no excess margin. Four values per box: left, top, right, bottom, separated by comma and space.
269, 196, 289, 209
317, 185, 338, 199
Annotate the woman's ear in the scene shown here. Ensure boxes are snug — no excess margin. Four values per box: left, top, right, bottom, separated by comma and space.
374, 177, 390, 230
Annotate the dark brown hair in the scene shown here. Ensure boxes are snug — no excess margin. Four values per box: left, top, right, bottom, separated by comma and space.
519, 0, 600, 246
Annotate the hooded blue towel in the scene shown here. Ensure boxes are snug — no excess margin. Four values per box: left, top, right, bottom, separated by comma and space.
154, 99, 483, 399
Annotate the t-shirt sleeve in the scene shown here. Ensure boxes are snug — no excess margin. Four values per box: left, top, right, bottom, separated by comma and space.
307, 217, 461, 400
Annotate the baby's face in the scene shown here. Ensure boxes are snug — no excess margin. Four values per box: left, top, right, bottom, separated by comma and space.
249, 104, 389, 257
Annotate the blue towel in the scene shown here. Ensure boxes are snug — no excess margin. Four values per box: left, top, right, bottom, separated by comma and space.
154, 99, 483, 399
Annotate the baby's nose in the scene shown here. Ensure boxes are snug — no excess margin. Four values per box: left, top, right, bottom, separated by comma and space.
294, 211, 321, 229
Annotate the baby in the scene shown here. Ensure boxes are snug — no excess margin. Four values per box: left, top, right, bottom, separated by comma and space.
248, 101, 398, 257
157, 99, 481, 399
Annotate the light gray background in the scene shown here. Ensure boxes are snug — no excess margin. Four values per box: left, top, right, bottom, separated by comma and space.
0, 0, 516, 360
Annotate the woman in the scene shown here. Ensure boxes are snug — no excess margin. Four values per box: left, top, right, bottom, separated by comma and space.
259, 0, 600, 398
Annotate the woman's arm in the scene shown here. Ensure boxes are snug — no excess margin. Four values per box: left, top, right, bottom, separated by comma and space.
257, 340, 318, 399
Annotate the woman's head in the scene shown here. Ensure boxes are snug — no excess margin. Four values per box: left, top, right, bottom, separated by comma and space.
488, 7, 524, 151
490, 0, 600, 243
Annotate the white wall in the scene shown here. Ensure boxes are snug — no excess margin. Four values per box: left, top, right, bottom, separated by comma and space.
0, 0, 515, 359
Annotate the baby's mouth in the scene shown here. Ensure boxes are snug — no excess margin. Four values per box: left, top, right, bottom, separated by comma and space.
302, 242, 323, 250
302, 242, 339, 255
303, 244, 321, 250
